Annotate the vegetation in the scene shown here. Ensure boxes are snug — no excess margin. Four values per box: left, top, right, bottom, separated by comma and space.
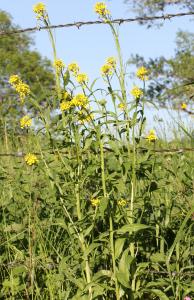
0, 10, 55, 129
0, 2, 193, 300
128, 30, 194, 108
124, 0, 194, 109
124, 0, 194, 19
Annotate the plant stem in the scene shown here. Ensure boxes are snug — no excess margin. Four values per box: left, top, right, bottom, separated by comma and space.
74, 125, 93, 300
99, 131, 120, 299
44, 19, 61, 104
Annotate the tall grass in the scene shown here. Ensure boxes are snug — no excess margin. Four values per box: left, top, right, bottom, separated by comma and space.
0, 2, 193, 299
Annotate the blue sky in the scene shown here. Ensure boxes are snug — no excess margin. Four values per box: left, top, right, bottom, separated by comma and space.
1, 0, 192, 72
1, 0, 193, 136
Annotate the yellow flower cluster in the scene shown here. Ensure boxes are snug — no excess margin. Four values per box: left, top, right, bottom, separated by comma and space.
20, 116, 32, 129
101, 64, 113, 76
9, 74, 20, 86
91, 198, 100, 207
118, 103, 125, 111
54, 59, 65, 72
101, 56, 116, 76
33, 2, 47, 19
25, 153, 38, 166
118, 199, 127, 207
106, 57, 116, 69
94, 2, 110, 17
60, 101, 72, 111
68, 62, 80, 75
136, 66, 149, 81
76, 73, 89, 85
60, 94, 88, 111
72, 94, 88, 107
131, 86, 143, 100
146, 130, 157, 142
181, 103, 187, 110
78, 111, 93, 124
9, 75, 30, 103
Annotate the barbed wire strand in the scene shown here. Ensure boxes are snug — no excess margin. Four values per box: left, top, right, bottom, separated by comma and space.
1, 11, 194, 37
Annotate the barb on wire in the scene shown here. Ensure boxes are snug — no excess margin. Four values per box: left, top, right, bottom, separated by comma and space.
0, 11, 194, 37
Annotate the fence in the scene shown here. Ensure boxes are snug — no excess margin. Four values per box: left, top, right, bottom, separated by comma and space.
0, 11, 194, 36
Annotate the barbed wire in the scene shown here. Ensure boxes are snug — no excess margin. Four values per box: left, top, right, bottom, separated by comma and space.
1, 11, 194, 37
0, 147, 193, 158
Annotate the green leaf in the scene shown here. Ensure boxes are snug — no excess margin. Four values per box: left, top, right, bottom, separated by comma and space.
150, 252, 166, 263
90, 78, 99, 90
149, 289, 169, 300
83, 224, 94, 237
146, 280, 168, 288
116, 272, 130, 289
99, 197, 109, 218
115, 238, 126, 259
84, 243, 100, 256
117, 224, 152, 234
92, 270, 112, 282
117, 249, 134, 288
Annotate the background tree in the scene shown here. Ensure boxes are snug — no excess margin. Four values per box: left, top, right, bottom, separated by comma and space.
0, 10, 55, 131
124, 0, 194, 19
128, 31, 194, 108
124, 0, 194, 110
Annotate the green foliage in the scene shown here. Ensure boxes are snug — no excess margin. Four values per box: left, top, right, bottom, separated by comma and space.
124, 0, 194, 107
124, 0, 194, 22
0, 10, 55, 128
0, 3, 193, 300
128, 30, 194, 107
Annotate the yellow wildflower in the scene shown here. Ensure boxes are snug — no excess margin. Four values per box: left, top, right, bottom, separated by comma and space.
106, 57, 116, 69
101, 63, 113, 76
60, 101, 72, 111
78, 111, 93, 124
91, 198, 100, 207
131, 86, 143, 99
71, 94, 88, 108
76, 73, 89, 85
68, 62, 80, 75
181, 103, 187, 110
15, 82, 31, 102
136, 66, 149, 81
33, 2, 46, 19
118, 199, 127, 207
9, 75, 30, 102
20, 116, 32, 129
146, 130, 157, 142
9, 75, 20, 87
118, 103, 125, 110
54, 59, 65, 72
94, 2, 110, 17
25, 153, 38, 166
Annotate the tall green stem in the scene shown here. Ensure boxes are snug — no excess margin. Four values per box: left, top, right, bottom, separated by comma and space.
44, 19, 61, 104
99, 130, 120, 299
74, 125, 93, 300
